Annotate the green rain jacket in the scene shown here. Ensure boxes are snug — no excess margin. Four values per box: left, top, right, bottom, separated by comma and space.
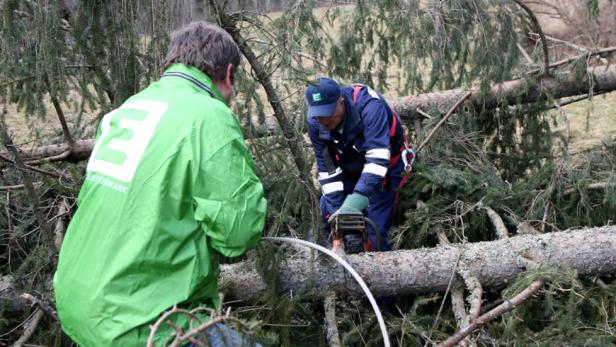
53, 64, 267, 346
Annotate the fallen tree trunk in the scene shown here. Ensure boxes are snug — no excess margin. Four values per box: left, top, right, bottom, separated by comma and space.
394, 65, 616, 119
2, 227, 614, 315
5, 65, 616, 163
0, 139, 95, 164
219, 226, 616, 302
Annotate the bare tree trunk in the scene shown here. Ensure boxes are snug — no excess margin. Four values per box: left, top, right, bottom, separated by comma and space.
219, 226, 616, 302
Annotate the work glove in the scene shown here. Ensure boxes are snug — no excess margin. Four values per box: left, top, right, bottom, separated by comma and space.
328, 193, 369, 222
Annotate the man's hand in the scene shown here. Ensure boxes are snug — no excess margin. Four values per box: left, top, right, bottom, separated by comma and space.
328, 193, 369, 223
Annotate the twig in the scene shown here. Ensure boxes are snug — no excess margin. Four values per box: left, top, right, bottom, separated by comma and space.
53, 199, 69, 251
563, 182, 609, 195
416, 91, 472, 153
415, 107, 432, 119
20, 293, 58, 320
172, 315, 247, 347
512, 0, 550, 76
539, 34, 609, 64
527, 47, 616, 75
541, 201, 550, 233
147, 305, 199, 346
11, 308, 44, 347
438, 278, 544, 347
517, 43, 534, 65
0, 184, 26, 191
0, 153, 62, 178
45, 76, 75, 146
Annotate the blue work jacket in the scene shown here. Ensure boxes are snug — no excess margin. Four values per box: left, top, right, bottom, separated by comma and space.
307, 84, 405, 215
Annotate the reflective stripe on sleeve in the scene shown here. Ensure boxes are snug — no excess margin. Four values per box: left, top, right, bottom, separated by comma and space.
322, 181, 344, 195
318, 167, 342, 180
366, 148, 390, 160
363, 163, 388, 177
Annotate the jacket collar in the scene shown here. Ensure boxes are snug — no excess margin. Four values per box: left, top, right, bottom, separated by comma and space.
316, 95, 362, 141
162, 64, 225, 103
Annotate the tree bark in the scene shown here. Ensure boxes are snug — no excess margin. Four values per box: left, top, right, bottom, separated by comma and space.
219, 226, 616, 302
394, 65, 616, 120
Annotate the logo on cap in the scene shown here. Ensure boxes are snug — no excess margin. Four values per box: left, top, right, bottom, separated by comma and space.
312, 93, 322, 102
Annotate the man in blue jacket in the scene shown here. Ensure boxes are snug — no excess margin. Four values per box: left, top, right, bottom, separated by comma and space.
306, 77, 413, 251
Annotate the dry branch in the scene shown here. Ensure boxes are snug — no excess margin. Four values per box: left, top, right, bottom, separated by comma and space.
20, 293, 59, 320
449, 288, 470, 347
323, 292, 341, 347
478, 202, 509, 239
12, 307, 45, 347
219, 226, 616, 302
437, 278, 544, 347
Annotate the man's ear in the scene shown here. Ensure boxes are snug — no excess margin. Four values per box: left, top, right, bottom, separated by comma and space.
225, 64, 235, 87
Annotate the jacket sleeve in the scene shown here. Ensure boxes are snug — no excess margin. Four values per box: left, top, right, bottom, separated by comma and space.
354, 99, 391, 197
193, 137, 267, 258
307, 120, 345, 214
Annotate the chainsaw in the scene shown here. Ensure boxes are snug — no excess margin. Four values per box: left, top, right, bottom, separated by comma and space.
331, 211, 377, 254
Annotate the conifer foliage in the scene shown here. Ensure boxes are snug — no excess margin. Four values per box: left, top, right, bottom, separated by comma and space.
1, 0, 615, 346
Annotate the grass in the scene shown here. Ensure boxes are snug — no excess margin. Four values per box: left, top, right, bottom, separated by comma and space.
550, 92, 616, 151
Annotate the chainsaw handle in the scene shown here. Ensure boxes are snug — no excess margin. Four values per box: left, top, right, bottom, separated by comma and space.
362, 216, 383, 252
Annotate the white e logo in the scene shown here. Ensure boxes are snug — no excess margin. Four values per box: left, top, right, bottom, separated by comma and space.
87, 100, 168, 183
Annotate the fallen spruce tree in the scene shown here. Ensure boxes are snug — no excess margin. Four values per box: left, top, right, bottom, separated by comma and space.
4, 64, 616, 165
219, 226, 616, 302
2, 226, 613, 315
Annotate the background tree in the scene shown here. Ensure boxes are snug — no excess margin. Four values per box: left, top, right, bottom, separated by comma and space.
1, 0, 615, 346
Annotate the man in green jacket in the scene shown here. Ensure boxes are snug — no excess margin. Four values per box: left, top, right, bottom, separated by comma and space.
53, 22, 266, 346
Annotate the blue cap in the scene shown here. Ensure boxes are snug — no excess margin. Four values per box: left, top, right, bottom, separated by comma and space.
305, 77, 341, 119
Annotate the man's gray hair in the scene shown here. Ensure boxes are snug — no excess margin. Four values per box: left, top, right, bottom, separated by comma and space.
163, 21, 240, 81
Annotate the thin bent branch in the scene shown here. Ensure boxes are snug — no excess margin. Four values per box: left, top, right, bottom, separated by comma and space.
512, 0, 550, 75
438, 279, 544, 347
